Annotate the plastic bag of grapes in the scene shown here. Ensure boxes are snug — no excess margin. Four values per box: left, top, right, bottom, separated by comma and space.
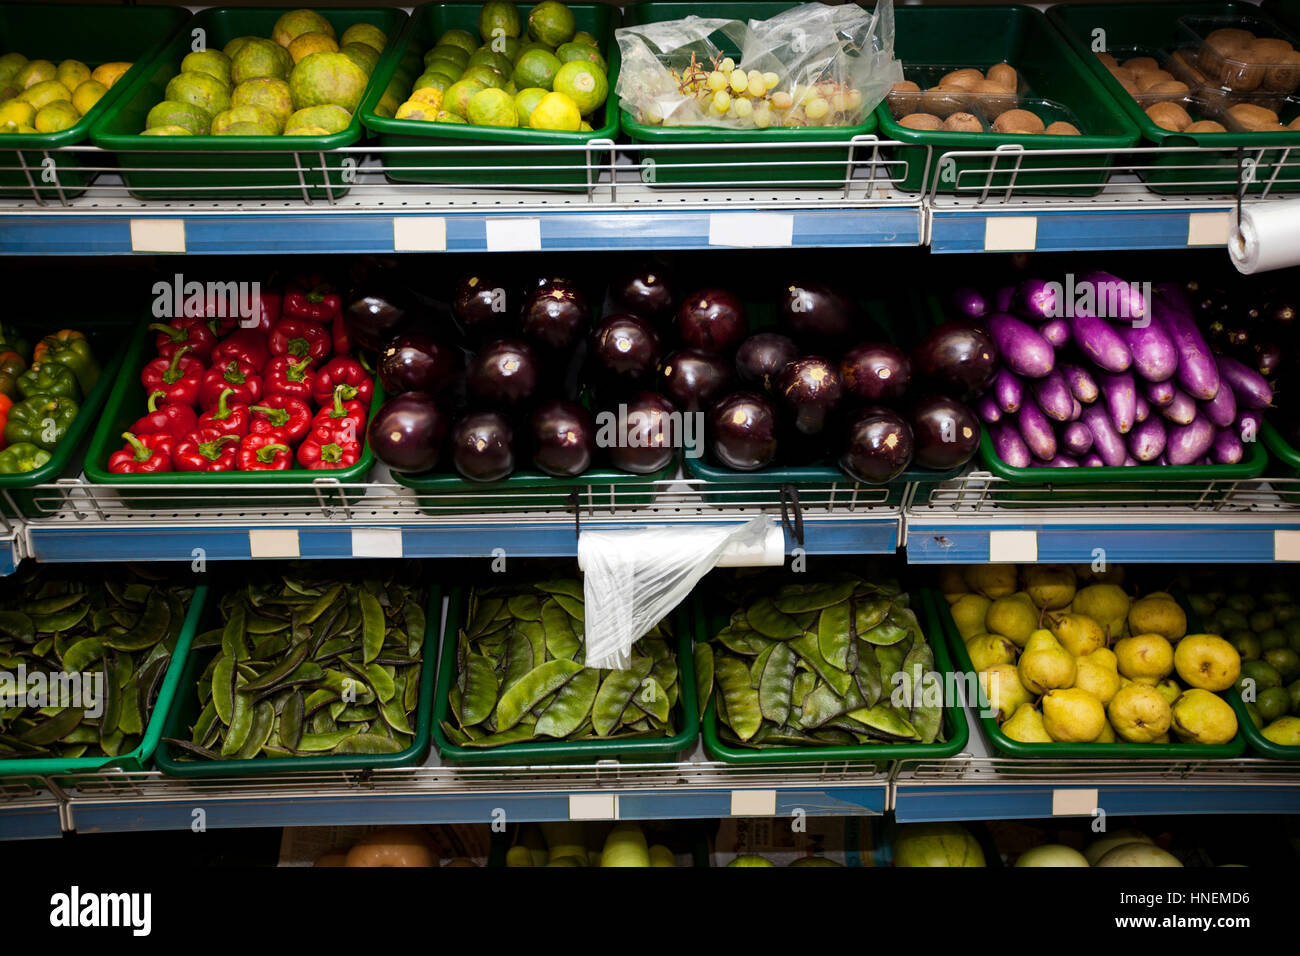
614, 0, 901, 130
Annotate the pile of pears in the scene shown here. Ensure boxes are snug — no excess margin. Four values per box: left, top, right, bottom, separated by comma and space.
504, 821, 677, 867
943, 564, 1242, 747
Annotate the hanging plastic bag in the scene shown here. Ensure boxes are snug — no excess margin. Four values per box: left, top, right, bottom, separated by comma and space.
614, 0, 901, 130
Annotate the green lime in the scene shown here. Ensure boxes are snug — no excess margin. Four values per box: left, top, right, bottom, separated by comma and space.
341, 42, 381, 77
289, 52, 368, 112
0, 53, 28, 84
514, 86, 547, 125
552, 60, 606, 114
435, 109, 468, 124
514, 40, 553, 63
231, 37, 292, 85
1258, 685, 1292, 722
423, 60, 463, 85
468, 47, 515, 78
165, 71, 230, 118
555, 42, 605, 72
443, 78, 487, 117
572, 31, 599, 49
146, 99, 211, 136
231, 77, 293, 131
340, 23, 388, 55
513, 49, 562, 90
284, 104, 351, 134
528, 1, 577, 47
437, 29, 479, 55
1243, 701, 1263, 730
427, 45, 470, 69
479, 1, 523, 43
528, 90, 580, 130
466, 86, 518, 126
462, 64, 506, 90
210, 105, 279, 135
412, 72, 453, 95
181, 50, 232, 88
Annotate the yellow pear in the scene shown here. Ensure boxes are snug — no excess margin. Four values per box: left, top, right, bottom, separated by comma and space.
939, 566, 968, 598
1171, 689, 1237, 745
1018, 629, 1076, 695
1152, 733, 1170, 742
979, 664, 1033, 722
1107, 683, 1171, 742
1074, 651, 1121, 705
966, 564, 1017, 599
1152, 678, 1181, 705
1128, 595, 1186, 642
1262, 716, 1300, 746
1093, 719, 1116, 743
1002, 703, 1053, 743
985, 593, 1038, 647
1042, 688, 1106, 742
965, 632, 1018, 672
1049, 612, 1106, 657
1089, 647, 1118, 670
1114, 634, 1174, 680
1024, 565, 1076, 609
1072, 583, 1130, 638
950, 593, 993, 640
1173, 634, 1241, 692
1085, 829, 1152, 865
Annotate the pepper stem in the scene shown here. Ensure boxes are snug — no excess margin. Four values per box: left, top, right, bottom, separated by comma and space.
223, 361, 247, 386
162, 345, 191, 385
250, 404, 289, 427
148, 323, 188, 345
199, 434, 240, 461
329, 383, 349, 419
147, 390, 166, 413
319, 442, 343, 463
214, 387, 236, 420
288, 356, 311, 382
257, 442, 290, 463
120, 431, 152, 463
288, 336, 310, 358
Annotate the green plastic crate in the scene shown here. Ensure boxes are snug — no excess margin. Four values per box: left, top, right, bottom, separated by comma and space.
155, 583, 439, 777
432, 585, 699, 764
82, 319, 383, 508
0, 316, 132, 518
0, 3, 188, 200
935, 590, 1246, 760
0, 583, 208, 778
1048, 2, 1300, 195
90, 6, 407, 201
394, 460, 678, 513
620, 2, 879, 187
360, 2, 621, 190
1261, 419, 1300, 477
876, 5, 1140, 196
698, 587, 969, 766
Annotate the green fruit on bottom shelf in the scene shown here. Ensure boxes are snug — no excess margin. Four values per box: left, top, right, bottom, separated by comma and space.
893, 823, 985, 867
1094, 844, 1183, 867
727, 854, 775, 867
1257, 685, 1292, 722
552, 60, 606, 114
165, 71, 230, 118
146, 100, 210, 135
513, 48, 561, 90
466, 87, 517, 127
290, 52, 368, 113
514, 86, 547, 126
1015, 845, 1089, 867
600, 823, 649, 867
480, 1, 523, 42
437, 29, 479, 56
284, 104, 351, 134
528, 0, 577, 47
210, 105, 279, 135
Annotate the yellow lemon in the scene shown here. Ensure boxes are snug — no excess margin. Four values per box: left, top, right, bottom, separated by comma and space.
91, 62, 132, 89
72, 80, 108, 116
34, 101, 80, 133
18, 80, 72, 110
56, 60, 91, 91
0, 99, 36, 127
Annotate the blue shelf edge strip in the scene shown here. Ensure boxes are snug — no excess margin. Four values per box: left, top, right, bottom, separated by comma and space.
893, 785, 1300, 822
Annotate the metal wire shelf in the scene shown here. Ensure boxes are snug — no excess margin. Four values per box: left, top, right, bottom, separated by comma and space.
897, 756, 1300, 786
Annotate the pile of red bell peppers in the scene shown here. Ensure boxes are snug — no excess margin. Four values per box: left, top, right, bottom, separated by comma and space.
109, 277, 375, 474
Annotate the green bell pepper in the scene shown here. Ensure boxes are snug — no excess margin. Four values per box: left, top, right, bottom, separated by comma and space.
16, 362, 80, 402
5, 396, 79, 451
0, 442, 51, 474
33, 332, 98, 395
0, 323, 30, 362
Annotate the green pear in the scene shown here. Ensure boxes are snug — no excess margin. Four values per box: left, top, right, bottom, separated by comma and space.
985, 593, 1038, 647
1015, 844, 1090, 867
1095, 844, 1182, 867
965, 564, 1017, 599
600, 823, 650, 867
939, 566, 968, 598
1042, 687, 1106, 742
1024, 565, 1076, 609
1129, 595, 1187, 642
1002, 703, 1052, 742
979, 664, 1033, 722
965, 632, 1018, 672
1085, 829, 1153, 865
951, 593, 993, 639
1018, 630, 1077, 695
1073, 584, 1131, 638
1049, 612, 1106, 657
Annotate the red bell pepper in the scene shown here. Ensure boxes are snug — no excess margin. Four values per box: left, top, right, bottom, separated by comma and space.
311, 356, 373, 410
150, 317, 217, 362
269, 317, 331, 364
108, 431, 174, 473
140, 346, 205, 408
130, 390, 198, 440
263, 355, 316, 404
211, 328, 271, 372
203, 288, 281, 336
200, 357, 262, 410
313, 384, 367, 442
283, 275, 342, 324
237, 432, 292, 471
249, 394, 312, 445
173, 427, 241, 473
197, 388, 250, 438
297, 418, 363, 470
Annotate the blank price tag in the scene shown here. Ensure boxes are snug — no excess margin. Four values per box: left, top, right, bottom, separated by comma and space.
988, 530, 1038, 563
351, 528, 403, 558
730, 789, 777, 817
1275, 530, 1300, 561
248, 529, 300, 559
708, 213, 794, 248
569, 794, 617, 820
1187, 211, 1231, 247
130, 219, 186, 253
392, 217, 447, 251
983, 216, 1037, 251
1051, 788, 1098, 816
485, 218, 541, 251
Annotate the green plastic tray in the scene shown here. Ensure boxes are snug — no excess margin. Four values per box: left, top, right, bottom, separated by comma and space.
155, 583, 439, 777
876, 5, 1140, 196
0, 3, 188, 200
82, 319, 383, 507
0, 316, 132, 518
1048, 2, 1300, 194
935, 590, 1246, 760
1261, 419, 1300, 477
90, 6, 407, 201
433, 585, 699, 764
620, 2, 879, 187
0, 583, 208, 778
698, 588, 969, 766
360, 2, 621, 190
394, 460, 678, 512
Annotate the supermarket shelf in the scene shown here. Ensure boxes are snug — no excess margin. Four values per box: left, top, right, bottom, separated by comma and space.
0, 779, 63, 841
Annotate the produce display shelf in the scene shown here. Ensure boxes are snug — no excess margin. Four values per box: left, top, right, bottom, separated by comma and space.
0, 779, 63, 841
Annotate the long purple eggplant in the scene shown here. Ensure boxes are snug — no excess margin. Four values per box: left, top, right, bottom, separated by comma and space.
1081, 452, 1105, 467
1152, 301, 1219, 400
1082, 402, 1127, 466
1061, 364, 1099, 403
1166, 414, 1216, 465
1200, 380, 1237, 428
1017, 401, 1057, 460
1068, 310, 1132, 373
1212, 428, 1244, 465
1159, 387, 1197, 426
974, 395, 1002, 424
991, 420, 1032, 467
989, 313, 1055, 378
1079, 270, 1148, 323
1063, 421, 1094, 456
1069, 397, 1082, 421
1215, 355, 1274, 409
1032, 455, 1079, 468
1040, 317, 1071, 349
1011, 278, 1061, 323
992, 367, 1023, 414
949, 287, 990, 321
1098, 370, 1137, 434
1117, 317, 1177, 383
1032, 369, 1074, 422
1127, 416, 1167, 461
1134, 392, 1150, 423
1143, 379, 1175, 407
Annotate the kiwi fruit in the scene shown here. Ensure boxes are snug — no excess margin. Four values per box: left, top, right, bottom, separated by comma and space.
888, 80, 922, 117
992, 108, 1045, 134
1227, 102, 1282, 130
1123, 56, 1161, 74
939, 68, 983, 91
1263, 49, 1300, 93
1200, 30, 1255, 87
1185, 119, 1228, 133
1247, 38, 1294, 60
899, 112, 942, 131
986, 62, 1018, 92
1045, 121, 1081, 135
924, 85, 969, 118
1146, 80, 1192, 98
1096, 52, 1119, 69
1135, 69, 1176, 92
971, 78, 1016, 113
1205, 27, 1255, 50
1145, 101, 1193, 131
943, 111, 983, 132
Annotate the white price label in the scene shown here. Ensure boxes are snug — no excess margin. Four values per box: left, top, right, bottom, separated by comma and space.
1187, 211, 1231, 247
485, 218, 541, 251
1275, 529, 1300, 561
392, 216, 447, 251
708, 213, 794, 248
568, 794, 617, 820
130, 219, 186, 253
988, 530, 1038, 563
248, 529, 300, 559
983, 216, 1037, 251
730, 789, 777, 817
351, 527, 403, 558
1051, 788, 1098, 816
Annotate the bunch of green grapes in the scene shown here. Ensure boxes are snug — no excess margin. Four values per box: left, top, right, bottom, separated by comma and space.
667, 56, 863, 128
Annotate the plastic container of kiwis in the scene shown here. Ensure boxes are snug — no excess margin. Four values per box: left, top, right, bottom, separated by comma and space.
1178, 15, 1300, 95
